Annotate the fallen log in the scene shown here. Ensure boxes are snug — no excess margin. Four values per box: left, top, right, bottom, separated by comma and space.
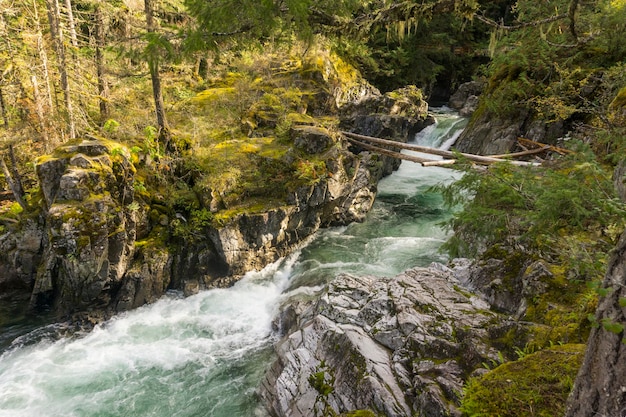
488, 145, 550, 159
422, 159, 458, 167
344, 137, 441, 165
517, 137, 572, 155
342, 131, 540, 166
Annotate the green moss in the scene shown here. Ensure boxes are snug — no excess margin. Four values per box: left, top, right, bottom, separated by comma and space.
135, 227, 168, 250
190, 87, 236, 105
461, 344, 585, 417
286, 112, 316, 125
308, 360, 336, 398
76, 235, 91, 249
453, 284, 474, 299
479, 245, 528, 291
610, 87, 626, 109
341, 411, 378, 417
309, 371, 335, 397
523, 263, 593, 349
212, 200, 279, 225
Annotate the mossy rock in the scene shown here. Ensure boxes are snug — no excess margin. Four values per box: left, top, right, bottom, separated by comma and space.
341, 411, 378, 417
461, 344, 585, 417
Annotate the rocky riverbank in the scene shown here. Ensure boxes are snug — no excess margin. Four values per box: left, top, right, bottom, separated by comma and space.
260, 261, 526, 417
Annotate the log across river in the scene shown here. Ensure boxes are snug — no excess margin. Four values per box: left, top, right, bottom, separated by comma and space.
0, 109, 468, 417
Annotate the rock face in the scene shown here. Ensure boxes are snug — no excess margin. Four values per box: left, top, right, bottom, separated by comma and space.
29, 141, 153, 312
0, 218, 44, 294
210, 150, 383, 279
448, 80, 566, 155
453, 107, 565, 155
448, 81, 484, 117
453, 255, 554, 319
341, 85, 432, 142
0, 141, 176, 316
261, 265, 519, 417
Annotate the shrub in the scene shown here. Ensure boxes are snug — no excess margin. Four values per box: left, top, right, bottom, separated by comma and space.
437, 154, 626, 281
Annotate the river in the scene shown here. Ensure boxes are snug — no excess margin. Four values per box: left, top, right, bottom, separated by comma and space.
0, 110, 467, 417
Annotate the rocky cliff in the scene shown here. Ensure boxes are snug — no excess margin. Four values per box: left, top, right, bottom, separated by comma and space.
260, 264, 523, 417
0, 83, 429, 319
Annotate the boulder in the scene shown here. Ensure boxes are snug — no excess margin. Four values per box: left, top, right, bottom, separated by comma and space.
340, 85, 431, 143
261, 265, 519, 417
453, 254, 553, 319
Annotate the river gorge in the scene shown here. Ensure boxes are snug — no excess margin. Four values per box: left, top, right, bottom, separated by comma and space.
0, 110, 467, 417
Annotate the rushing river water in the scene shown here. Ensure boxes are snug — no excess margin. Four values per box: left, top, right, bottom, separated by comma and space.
0, 110, 467, 417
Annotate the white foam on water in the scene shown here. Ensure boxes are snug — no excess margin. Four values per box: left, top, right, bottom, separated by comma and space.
0, 254, 298, 417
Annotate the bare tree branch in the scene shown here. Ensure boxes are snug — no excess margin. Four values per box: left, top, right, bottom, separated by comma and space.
473, 13, 568, 31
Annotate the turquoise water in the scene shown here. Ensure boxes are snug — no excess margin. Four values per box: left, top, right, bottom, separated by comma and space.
0, 110, 466, 417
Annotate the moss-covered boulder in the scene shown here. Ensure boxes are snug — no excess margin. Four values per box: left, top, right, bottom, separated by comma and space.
340, 85, 431, 143
461, 344, 585, 417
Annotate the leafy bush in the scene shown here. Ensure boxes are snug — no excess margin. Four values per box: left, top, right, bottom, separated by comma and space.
437, 153, 626, 280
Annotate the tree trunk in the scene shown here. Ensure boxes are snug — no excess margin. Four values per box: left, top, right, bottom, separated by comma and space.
37, 33, 55, 115
31, 0, 58, 145
46, 0, 75, 140
565, 229, 626, 417
64, 0, 78, 47
0, 87, 8, 128
0, 154, 27, 210
144, 0, 170, 144
95, 5, 109, 123
32, 0, 55, 115
568, 0, 579, 41
149, 60, 170, 142
613, 159, 626, 202
30, 75, 51, 148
